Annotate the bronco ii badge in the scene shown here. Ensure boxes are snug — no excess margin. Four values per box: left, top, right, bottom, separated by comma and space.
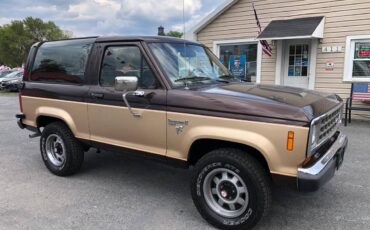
168, 119, 189, 135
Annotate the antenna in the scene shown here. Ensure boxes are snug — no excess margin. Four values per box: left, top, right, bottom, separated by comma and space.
182, 0, 189, 87
183, 0, 186, 38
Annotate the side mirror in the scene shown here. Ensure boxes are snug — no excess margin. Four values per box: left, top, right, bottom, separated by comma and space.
114, 76, 138, 92
115, 76, 141, 118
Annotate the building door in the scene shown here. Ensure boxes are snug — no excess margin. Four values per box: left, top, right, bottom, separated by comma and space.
283, 40, 311, 88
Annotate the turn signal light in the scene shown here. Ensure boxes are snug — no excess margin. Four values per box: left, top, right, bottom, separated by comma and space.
287, 131, 294, 151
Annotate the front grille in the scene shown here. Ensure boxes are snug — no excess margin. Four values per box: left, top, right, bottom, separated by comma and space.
317, 106, 342, 142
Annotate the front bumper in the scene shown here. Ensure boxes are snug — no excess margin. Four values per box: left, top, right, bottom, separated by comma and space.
1, 82, 21, 91
297, 132, 348, 192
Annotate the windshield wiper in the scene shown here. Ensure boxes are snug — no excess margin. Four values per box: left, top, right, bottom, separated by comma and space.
175, 76, 211, 83
219, 74, 251, 82
218, 74, 235, 79
216, 79, 230, 83
218, 74, 241, 83
217, 74, 235, 83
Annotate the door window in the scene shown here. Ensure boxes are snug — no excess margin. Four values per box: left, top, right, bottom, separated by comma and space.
219, 43, 257, 82
100, 46, 160, 89
288, 44, 309, 77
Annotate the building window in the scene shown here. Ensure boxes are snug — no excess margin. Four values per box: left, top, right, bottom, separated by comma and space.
344, 36, 370, 82
218, 43, 258, 82
288, 44, 309, 77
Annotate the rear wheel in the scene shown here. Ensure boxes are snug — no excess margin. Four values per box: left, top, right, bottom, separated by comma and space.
191, 148, 271, 230
40, 122, 84, 176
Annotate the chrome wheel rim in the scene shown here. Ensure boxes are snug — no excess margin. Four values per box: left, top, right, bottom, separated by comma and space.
203, 168, 249, 218
45, 134, 66, 167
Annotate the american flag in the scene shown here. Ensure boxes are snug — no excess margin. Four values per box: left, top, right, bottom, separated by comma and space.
352, 82, 370, 100
253, 3, 272, 56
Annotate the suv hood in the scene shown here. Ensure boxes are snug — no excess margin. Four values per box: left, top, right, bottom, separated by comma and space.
167, 83, 342, 125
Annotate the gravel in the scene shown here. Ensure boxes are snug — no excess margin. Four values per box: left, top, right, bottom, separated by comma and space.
0, 94, 369, 230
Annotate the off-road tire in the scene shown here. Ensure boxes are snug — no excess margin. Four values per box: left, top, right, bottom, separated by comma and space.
191, 148, 271, 230
40, 122, 84, 176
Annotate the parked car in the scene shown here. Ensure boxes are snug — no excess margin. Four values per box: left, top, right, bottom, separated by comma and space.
0, 71, 24, 91
0, 71, 23, 91
0, 65, 11, 72
0, 70, 15, 78
16, 37, 348, 230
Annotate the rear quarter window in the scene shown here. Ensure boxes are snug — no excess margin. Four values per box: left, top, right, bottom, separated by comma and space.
31, 38, 95, 84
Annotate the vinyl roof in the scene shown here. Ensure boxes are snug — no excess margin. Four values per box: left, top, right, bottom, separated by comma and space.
42, 36, 200, 45
95, 36, 200, 44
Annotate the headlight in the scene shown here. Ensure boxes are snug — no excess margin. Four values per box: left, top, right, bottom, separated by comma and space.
310, 125, 317, 146
307, 122, 319, 156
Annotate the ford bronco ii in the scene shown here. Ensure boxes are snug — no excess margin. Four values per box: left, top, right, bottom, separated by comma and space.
16, 36, 348, 229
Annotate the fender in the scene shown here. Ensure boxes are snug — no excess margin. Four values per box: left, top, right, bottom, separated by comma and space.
166, 113, 309, 177
36, 107, 77, 134
185, 125, 276, 167
21, 96, 90, 140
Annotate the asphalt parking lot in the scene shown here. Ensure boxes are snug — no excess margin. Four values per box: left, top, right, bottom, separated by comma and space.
0, 93, 369, 230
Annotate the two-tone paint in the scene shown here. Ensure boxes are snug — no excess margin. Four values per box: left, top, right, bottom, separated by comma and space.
19, 36, 343, 186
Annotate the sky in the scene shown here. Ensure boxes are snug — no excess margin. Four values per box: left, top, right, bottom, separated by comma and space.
0, 0, 225, 37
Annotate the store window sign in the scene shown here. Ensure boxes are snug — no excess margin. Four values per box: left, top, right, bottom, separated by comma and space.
355, 43, 370, 59
352, 42, 370, 77
229, 55, 247, 78
219, 55, 224, 65
219, 43, 257, 82
357, 49, 370, 58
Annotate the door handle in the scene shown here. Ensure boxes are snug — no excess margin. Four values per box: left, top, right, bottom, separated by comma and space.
90, 92, 104, 99
133, 90, 156, 99
133, 90, 145, 97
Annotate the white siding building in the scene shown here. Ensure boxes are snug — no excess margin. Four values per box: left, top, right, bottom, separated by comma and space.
187, 0, 370, 120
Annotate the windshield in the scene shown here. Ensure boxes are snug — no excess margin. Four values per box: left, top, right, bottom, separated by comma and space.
149, 42, 237, 87
0, 71, 14, 78
3, 71, 22, 79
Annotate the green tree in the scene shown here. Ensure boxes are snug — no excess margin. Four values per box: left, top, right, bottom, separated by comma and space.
165, 31, 183, 38
0, 17, 70, 67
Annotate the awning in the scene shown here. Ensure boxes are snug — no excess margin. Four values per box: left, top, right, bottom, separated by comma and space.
257, 16, 325, 40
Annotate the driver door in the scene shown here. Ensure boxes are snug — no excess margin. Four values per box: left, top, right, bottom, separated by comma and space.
87, 42, 167, 156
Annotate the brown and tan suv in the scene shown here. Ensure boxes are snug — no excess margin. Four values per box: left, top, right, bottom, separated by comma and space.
16, 36, 348, 229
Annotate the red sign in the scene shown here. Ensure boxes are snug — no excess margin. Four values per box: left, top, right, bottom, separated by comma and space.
358, 49, 370, 58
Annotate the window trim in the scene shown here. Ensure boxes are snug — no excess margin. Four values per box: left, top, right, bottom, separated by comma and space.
212, 38, 262, 83
344, 35, 370, 82
29, 39, 95, 85
148, 42, 234, 89
98, 44, 162, 89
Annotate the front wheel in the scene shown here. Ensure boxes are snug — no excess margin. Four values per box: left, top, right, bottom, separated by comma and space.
191, 148, 271, 230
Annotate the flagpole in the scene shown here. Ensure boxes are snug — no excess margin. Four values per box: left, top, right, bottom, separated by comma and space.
252, 2, 272, 56
183, 0, 186, 38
